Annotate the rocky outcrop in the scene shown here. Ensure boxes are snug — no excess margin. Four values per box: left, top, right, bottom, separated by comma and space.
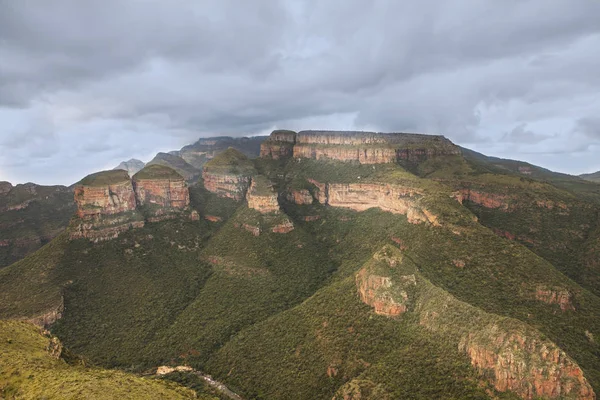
328, 183, 438, 225
535, 286, 575, 311
289, 130, 460, 164
147, 152, 200, 182
457, 188, 513, 210
201, 148, 255, 200
25, 297, 64, 328
356, 269, 411, 317
202, 171, 251, 201
286, 189, 313, 205
133, 176, 190, 209
70, 167, 193, 241
74, 177, 137, 218
357, 246, 595, 400
114, 158, 145, 176
0, 181, 12, 195
460, 329, 593, 399
246, 176, 280, 214
260, 130, 296, 159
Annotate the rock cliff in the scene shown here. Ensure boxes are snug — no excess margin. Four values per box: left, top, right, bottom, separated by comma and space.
260, 130, 297, 159
70, 166, 192, 241
246, 176, 280, 214
287, 179, 438, 225
202, 148, 255, 200
285, 130, 461, 164
357, 246, 595, 399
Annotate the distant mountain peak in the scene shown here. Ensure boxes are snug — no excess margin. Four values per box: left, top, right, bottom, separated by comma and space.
113, 159, 145, 176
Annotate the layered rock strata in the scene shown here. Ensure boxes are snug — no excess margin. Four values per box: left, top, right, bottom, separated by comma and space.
286, 130, 461, 164
202, 172, 251, 201
71, 167, 192, 241
246, 176, 280, 214
201, 148, 255, 200
356, 246, 595, 400
287, 179, 438, 226
260, 130, 297, 159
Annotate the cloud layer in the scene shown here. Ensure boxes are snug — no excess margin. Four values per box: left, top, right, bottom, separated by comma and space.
1, 0, 599, 184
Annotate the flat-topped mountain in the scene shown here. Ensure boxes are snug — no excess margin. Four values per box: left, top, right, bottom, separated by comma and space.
71, 165, 192, 241
261, 129, 461, 164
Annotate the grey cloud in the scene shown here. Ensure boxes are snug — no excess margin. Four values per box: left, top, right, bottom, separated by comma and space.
1, 0, 600, 183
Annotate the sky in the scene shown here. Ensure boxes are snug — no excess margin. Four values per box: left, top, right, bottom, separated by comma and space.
1, 0, 600, 185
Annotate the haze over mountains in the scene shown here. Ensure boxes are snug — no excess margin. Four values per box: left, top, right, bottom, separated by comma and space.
1, 129, 600, 399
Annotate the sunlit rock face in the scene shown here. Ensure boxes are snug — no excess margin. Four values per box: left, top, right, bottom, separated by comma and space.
291, 130, 461, 164
260, 130, 297, 160
70, 166, 192, 241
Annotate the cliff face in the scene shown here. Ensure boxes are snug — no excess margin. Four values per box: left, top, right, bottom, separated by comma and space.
133, 178, 189, 209
246, 176, 280, 214
260, 130, 296, 160
74, 180, 137, 218
356, 246, 595, 400
70, 167, 192, 241
284, 131, 461, 164
201, 148, 256, 200
202, 171, 251, 201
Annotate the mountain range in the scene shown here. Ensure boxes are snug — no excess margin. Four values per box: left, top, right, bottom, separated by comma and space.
1, 130, 600, 399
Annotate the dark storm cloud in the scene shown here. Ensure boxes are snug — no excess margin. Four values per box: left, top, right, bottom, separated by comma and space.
1, 0, 600, 183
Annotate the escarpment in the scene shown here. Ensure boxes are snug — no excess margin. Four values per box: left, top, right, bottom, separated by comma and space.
202, 148, 255, 200
70, 166, 192, 241
287, 178, 439, 225
246, 175, 280, 214
261, 130, 461, 164
356, 246, 595, 399
260, 129, 297, 159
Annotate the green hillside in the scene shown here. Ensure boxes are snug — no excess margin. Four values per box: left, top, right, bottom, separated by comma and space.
0, 320, 198, 399
1, 145, 600, 399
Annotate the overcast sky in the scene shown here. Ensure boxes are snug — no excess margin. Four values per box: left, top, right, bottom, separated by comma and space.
1, 1, 600, 185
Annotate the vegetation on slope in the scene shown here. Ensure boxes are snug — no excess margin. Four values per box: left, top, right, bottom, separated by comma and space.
79, 169, 131, 186
0, 320, 197, 399
133, 164, 185, 180
0, 183, 75, 268
203, 148, 256, 175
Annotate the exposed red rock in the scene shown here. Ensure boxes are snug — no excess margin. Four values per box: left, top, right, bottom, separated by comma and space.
289, 131, 460, 164
303, 215, 321, 222
133, 178, 190, 209
327, 183, 438, 225
286, 189, 314, 205
535, 287, 575, 311
307, 179, 328, 204
205, 215, 223, 222
74, 180, 137, 218
246, 177, 280, 214
459, 188, 513, 210
260, 130, 296, 159
461, 331, 594, 399
356, 271, 408, 317
242, 223, 260, 236
271, 220, 294, 233
202, 170, 251, 201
